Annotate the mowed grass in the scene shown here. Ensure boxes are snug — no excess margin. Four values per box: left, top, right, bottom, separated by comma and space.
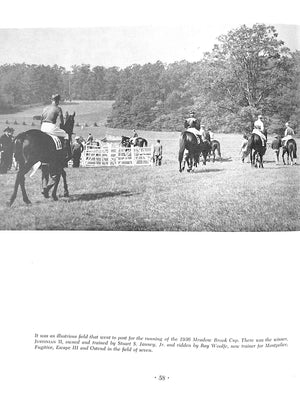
0, 130, 299, 231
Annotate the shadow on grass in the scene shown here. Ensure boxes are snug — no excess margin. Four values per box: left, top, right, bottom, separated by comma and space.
66, 190, 138, 202
192, 168, 224, 173
207, 157, 233, 163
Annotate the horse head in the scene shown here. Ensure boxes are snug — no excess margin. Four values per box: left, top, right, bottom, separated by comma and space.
63, 112, 75, 138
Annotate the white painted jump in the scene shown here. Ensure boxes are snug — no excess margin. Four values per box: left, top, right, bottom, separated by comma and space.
81, 144, 154, 167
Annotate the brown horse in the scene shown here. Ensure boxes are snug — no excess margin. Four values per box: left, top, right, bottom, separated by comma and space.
8, 113, 75, 206
248, 132, 267, 168
121, 136, 148, 147
178, 131, 211, 172
209, 140, 221, 162
282, 139, 297, 165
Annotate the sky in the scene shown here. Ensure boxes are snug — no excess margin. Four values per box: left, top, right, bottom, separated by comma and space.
0, 24, 299, 70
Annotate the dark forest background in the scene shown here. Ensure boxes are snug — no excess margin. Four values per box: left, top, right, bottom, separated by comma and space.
0, 24, 299, 133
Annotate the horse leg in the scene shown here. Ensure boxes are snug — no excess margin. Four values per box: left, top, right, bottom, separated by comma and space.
41, 164, 50, 198
187, 155, 193, 172
202, 152, 207, 166
10, 160, 35, 205
61, 168, 69, 197
218, 145, 221, 159
293, 145, 297, 164
51, 173, 61, 201
260, 153, 264, 168
8, 171, 20, 206
178, 148, 184, 172
9, 160, 36, 206
282, 150, 286, 165
250, 149, 253, 166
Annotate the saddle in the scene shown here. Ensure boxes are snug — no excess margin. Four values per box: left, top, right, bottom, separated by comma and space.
43, 132, 63, 150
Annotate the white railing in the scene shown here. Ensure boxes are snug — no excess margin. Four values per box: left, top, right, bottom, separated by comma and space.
81, 144, 154, 167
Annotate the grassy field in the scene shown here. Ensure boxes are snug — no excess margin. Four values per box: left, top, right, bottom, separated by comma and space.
0, 100, 114, 131
0, 101, 299, 231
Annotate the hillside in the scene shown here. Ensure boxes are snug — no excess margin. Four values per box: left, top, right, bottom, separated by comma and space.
0, 100, 114, 126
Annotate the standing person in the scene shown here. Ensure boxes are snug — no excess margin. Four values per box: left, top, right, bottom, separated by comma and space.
281, 122, 295, 147
41, 94, 72, 159
0, 127, 14, 174
72, 136, 84, 168
271, 134, 281, 165
6, 127, 15, 170
253, 114, 267, 146
86, 133, 93, 145
240, 134, 250, 163
153, 140, 163, 166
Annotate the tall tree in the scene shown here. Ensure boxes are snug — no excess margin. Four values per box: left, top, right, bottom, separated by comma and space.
189, 24, 295, 131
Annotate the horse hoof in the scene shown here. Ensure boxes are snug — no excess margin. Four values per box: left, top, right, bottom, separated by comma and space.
42, 189, 49, 198
52, 196, 58, 201
6, 201, 13, 207
24, 200, 32, 205
64, 192, 69, 197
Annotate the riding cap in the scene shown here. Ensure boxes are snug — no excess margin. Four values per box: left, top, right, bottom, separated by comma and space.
51, 94, 61, 101
258, 114, 263, 118
75, 136, 80, 140
189, 110, 195, 115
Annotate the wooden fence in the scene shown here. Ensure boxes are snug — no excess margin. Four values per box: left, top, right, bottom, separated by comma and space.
80, 144, 154, 167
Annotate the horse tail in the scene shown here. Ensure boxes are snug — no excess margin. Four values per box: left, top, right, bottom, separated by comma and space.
293, 142, 297, 159
13, 132, 27, 164
217, 142, 221, 157
247, 134, 254, 151
178, 132, 186, 164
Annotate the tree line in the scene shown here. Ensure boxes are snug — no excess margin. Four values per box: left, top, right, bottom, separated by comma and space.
0, 24, 299, 133
0, 63, 120, 111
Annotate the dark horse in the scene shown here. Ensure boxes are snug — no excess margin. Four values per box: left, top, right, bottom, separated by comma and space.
282, 138, 297, 165
209, 140, 221, 162
9, 113, 75, 206
248, 131, 267, 168
121, 136, 148, 147
178, 131, 211, 172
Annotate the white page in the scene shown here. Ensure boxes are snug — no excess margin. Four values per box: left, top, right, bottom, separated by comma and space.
0, 1, 299, 404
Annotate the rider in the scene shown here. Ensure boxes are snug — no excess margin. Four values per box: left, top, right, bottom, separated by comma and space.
41, 94, 72, 159
129, 129, 139, 146
252, 114, 267, 146
184, 111, 202, 143
281, 122, 295, 147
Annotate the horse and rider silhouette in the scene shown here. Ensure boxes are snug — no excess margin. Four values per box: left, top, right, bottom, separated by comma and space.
121, 135, 148, 148
9, 112, 75, 206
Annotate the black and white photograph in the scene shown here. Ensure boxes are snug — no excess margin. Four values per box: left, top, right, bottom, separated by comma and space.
0, 14, 298, 230
0, 2, 299, 405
